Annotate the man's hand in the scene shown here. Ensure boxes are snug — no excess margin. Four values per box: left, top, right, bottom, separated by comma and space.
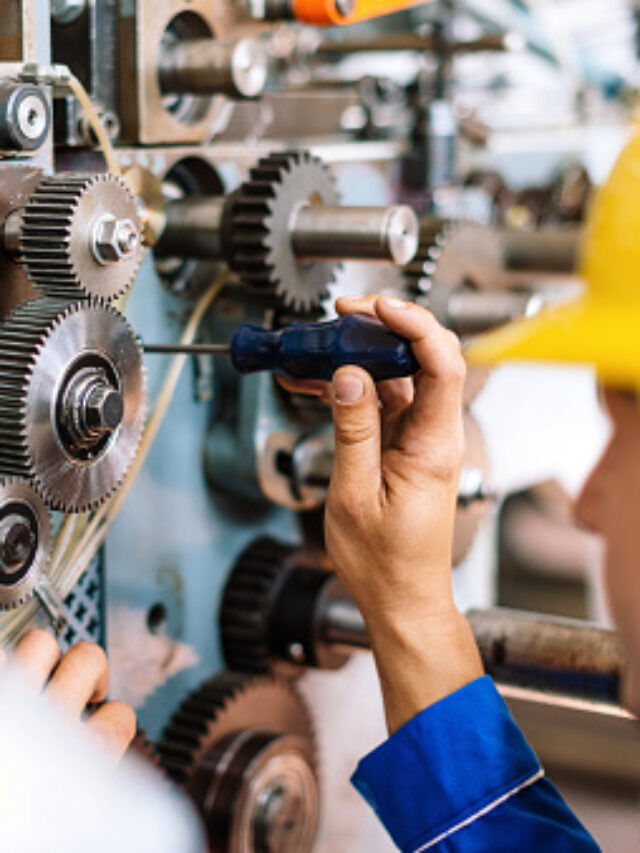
279, 295, 483, 732
9, 629, 136, 760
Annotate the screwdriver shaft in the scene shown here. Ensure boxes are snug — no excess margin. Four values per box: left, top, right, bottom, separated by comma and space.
144, 343, 231, 355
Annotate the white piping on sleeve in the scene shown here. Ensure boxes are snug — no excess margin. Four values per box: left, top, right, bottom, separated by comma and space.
412, 768, 545, 852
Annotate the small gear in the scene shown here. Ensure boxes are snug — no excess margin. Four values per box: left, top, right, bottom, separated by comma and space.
225, 150, 340, 312
0, 297, 146, 513
159, 671, 319, 853
0, 478, 51, 611
220, 537, 301, 676
19, 172, 143, 301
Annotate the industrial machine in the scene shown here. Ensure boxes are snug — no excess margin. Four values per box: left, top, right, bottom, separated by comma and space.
0, 0, 636, 849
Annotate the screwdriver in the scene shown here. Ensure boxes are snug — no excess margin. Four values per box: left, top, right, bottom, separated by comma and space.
143, 313, 419, 381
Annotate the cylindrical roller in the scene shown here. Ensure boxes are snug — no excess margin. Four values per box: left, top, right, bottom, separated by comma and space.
155, 196, 226, 259
290, 204, 418, 264
499, 227, 581, 274
158, 37, 268, 100
447, 288, 544, 336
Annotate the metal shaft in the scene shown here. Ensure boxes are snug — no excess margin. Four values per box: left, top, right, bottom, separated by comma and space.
158, 37, 268, 100
144, 343, 230, 355
317, 32, 512, 56
155, 196, 226, 260
447, 288, 543, 336
499, 227, 581, 274
290, 205, 418, 264
158, 197, 419, 265
318, 597, 622, 703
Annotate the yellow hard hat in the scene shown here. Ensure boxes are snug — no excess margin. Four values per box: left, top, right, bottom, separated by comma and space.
465, 126, 640, 390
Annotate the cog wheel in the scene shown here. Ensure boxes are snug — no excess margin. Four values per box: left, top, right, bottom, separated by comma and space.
220, 537, 301, 677
405, 220, 506, 406
0, 298, 146, 513
0, 478, 51, 611
159, 671, 319, 853
19, 172, 143, 301
226, 150, 340, 312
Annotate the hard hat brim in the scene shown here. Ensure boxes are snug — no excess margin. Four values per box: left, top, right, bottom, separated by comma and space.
465, 296, 640, 390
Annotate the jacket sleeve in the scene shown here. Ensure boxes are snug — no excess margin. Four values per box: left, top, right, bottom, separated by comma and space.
351, 675, 600, 852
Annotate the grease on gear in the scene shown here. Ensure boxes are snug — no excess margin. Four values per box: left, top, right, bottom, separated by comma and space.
18, 173, 143, 301
0, 478, 51, 611
225, 150, 340, 312
0, 298, 146, 513
158, 671, 319, 853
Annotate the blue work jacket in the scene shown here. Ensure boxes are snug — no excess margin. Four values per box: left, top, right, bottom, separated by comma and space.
351, 675, 601, 852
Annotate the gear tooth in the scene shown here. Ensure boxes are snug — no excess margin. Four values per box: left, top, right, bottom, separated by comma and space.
19, 173, 143, 301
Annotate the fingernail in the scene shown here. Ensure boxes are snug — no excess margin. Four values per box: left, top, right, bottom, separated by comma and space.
380, 296, 409, 310
333, 372, 365, 404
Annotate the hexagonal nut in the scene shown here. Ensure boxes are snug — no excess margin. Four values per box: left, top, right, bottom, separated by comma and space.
93, 215, 139, 265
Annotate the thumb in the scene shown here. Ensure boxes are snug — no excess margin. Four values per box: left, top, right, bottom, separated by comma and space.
329, 367, 381, 495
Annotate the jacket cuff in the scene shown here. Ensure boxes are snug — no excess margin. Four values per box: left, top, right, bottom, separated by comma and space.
351, 675, 542, 852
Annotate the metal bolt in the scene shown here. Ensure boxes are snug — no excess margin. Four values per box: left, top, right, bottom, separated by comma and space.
92, 215, 139, 265
85, 384, 124, 433
51, 0, 86, 25
0, 514, 35, 574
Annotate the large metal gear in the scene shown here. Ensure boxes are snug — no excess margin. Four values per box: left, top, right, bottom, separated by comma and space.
158, 671, 319, 853
226, 150, 340, 312
18, 172, 143, 301
0, 298, 146, 513
0, 478, 51, 611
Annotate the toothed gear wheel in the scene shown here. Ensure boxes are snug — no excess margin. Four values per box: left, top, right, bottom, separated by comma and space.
227, 150, 340, 312
405, 220, 505, 405
159, 672, 319, 853
0, 478, 51, 611
220, 537, 298, 676
0, 298, 146, 512
19, 172, 143, 301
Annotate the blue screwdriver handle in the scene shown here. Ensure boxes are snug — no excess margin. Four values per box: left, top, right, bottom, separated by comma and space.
230, 313, 420, 381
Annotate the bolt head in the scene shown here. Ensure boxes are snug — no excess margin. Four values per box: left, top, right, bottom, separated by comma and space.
85, 386, 124, 432
0, 514, 35, 574
93, 215, 139, 265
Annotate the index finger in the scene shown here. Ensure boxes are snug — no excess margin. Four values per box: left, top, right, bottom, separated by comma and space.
374, 296, 466, 453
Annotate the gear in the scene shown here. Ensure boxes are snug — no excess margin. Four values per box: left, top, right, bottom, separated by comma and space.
0, 298, 146, 513
0, 478, 51, 611
226, 150, 340, 312
159, 671, 319, 853
405, 220, 506, 405
221, 537, 304, 677
19, 172, 143, 301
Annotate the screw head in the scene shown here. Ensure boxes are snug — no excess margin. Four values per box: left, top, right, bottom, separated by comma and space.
0, 514, 36, 574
